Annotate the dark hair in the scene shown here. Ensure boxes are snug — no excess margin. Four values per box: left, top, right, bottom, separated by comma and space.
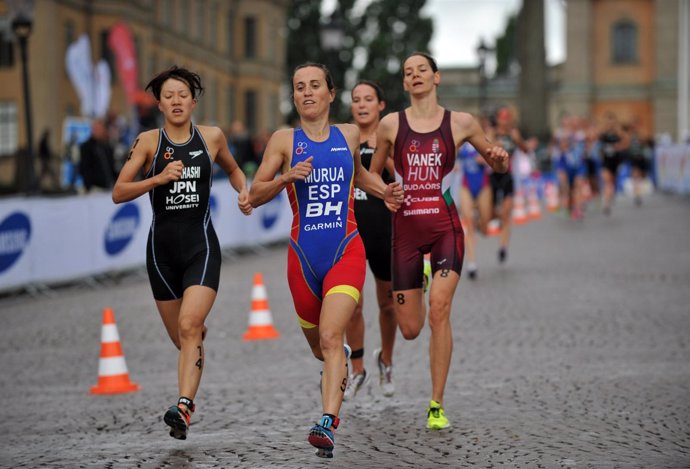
402, 51, 439, 74
292, 62, 335, 93
351, 80, 385, 102
145, 65, 204, 101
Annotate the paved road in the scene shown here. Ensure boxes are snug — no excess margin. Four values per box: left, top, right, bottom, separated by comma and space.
1, 192, 689, 469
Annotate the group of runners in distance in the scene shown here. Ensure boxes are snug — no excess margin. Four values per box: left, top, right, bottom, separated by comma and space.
457, 104, 652, 282
114, 51, 538, 459
549, 111, 652, 220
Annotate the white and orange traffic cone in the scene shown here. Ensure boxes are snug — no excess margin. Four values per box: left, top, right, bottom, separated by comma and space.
90, 307, 140, 395
545, 181, 560, 212
243, 272, 280, 341
486, 218, 501, 237
512, 189, 529, 224
527, 186, 543, 220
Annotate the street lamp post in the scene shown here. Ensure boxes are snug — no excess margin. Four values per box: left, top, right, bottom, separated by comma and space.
320, 16, 345, 53
11, 5, 35, 194
476, 39, 493, 115
319, 14, 345, 120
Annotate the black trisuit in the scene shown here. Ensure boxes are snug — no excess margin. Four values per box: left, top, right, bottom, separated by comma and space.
353, 141, 393, 282
146, 127, 220, 300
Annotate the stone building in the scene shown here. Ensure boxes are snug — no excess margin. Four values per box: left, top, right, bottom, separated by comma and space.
0, 0, 288, 188
438, 0, 688, 141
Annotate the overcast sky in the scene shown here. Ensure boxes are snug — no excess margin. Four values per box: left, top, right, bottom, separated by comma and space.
423, 0, 566, 67
323, 0, 566, 68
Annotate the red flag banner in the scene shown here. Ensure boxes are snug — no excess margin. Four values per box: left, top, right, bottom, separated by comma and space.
108, 23, 139, 105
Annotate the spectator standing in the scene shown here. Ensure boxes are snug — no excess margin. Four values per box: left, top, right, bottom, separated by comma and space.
79, 120, 118, 192
37, 128, 61, 191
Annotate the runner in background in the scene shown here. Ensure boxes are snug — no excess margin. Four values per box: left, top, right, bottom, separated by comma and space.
457, 137, 492, 280
486, 106, 529, 263
344, 80, 398, 400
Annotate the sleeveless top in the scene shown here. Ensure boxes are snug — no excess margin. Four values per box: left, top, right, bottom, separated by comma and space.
287, 126, 359, 275
354, 140, 393, 209
393, 109, 458, 226
147, 126, 213, 224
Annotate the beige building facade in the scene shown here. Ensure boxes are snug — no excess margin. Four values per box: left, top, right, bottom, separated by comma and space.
438, 0, 688, 141
0, 0, 288, 187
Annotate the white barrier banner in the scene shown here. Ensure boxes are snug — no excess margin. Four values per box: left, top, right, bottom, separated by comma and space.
0, 181, 292, 292
656, 144, 690, 194
0, 198, 33, 289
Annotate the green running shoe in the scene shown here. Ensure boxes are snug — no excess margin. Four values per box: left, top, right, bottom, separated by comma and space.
423, 257, 432, 293
426, 400, 450, 430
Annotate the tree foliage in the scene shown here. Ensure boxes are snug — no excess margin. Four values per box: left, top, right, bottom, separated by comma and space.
286, 0, 433, 123
357, 0, 433, 117
494, 14, 517, 77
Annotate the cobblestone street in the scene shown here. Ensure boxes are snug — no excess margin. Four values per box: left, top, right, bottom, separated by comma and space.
1, 193, 689, 468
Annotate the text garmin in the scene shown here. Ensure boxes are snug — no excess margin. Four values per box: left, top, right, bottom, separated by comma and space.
166, 165, 201, 209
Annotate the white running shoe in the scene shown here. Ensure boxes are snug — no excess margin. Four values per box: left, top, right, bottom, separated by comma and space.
343, 369, 369, 401
373, 347, 395, 397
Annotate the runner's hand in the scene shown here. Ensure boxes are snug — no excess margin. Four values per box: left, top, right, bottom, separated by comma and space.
384, 181, 404, 212
237, 188, 253, 215
282, 156, 314, 183
158, 160, 184, 185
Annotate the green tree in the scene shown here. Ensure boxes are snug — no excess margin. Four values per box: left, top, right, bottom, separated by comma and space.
355, 0, 433, 116
494, 14, 517, 77
286, 0, 358, 123
285, 0, 432, 123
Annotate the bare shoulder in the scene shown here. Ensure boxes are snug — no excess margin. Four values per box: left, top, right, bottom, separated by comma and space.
451, 111, 477, 129
197, 125, 224, 142
380, 111, 398, 127
269, 127, 293, 146
378, 112, 399, 138
134, 129, 160, 150
336, 122, 358, 138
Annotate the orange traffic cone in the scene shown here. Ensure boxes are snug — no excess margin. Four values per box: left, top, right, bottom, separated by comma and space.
243, 273, 280, 341
545, 181, 559, 212
486, 218, 501, 237
512, 189, 529, 224
90, 308, 140, 394
527, 186, 543, 220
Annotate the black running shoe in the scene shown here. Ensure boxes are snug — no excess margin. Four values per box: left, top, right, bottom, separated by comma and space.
164, 404, 191, 440
498, 248, 507, 263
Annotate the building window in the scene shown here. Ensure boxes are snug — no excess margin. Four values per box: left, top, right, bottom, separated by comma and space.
179, 1, 189, 34
226, 11, 235, 57
209, 2, 218, 49
197, 1, 206, 43
227, 85, 235, 123
267, 19, 275, 62
612, 20, 637, 64
64, 20, 75, 48
269, 92, 278, 131
208, 78, 218, 124
244, 89, 256, 133
0, 17, 14, 68
244, 16, 256, 59
100, 29, 116, 83
161, 0, 173, 27
0, 101, 18, 155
